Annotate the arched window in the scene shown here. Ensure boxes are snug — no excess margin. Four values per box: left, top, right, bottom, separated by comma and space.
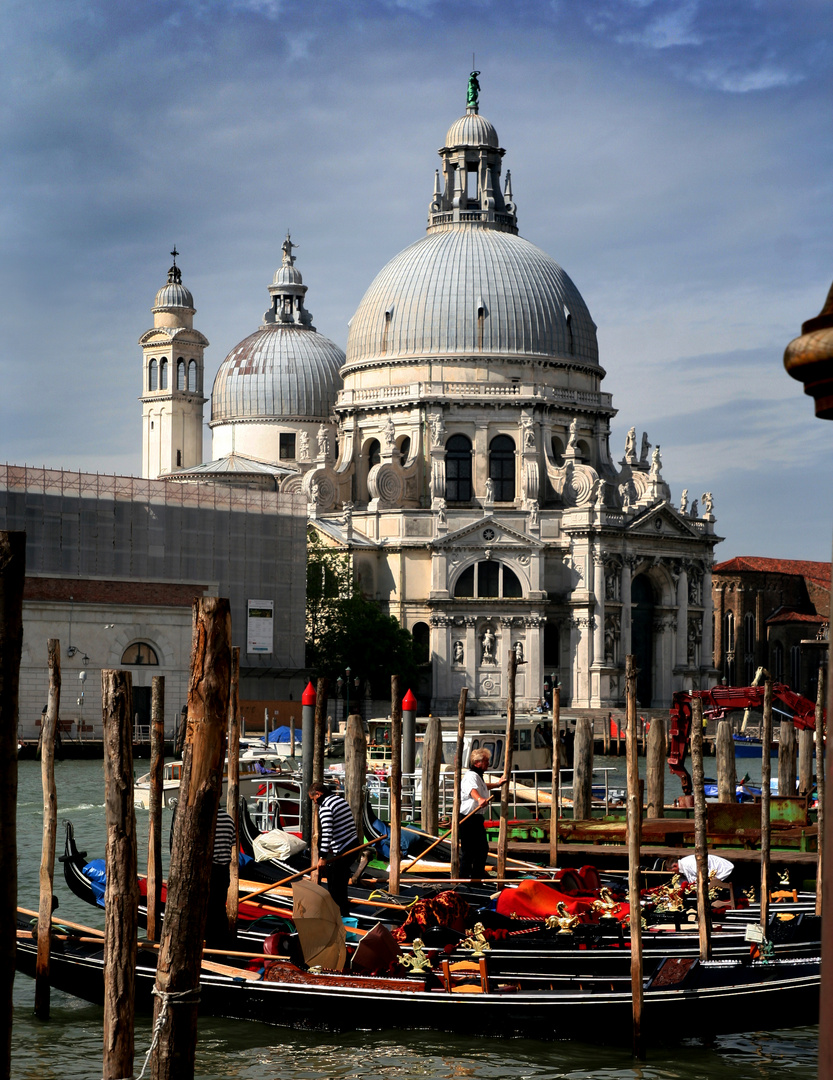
367, 440, 381, 467
411, 621, 430, 665
160, 359, 168, 389
489, 434, 515, 502
399, 436, 411, 467
550, 436, 564, 466
121, 642, 159, 666
453, 561, 524, 599
176, 359, 186, 390
446, 434, 472, 503
148, 359, 158, 391
771, 642, 784, 683
790, 645, 801, 691
724, 611, 734, 652
744, 612, 755, 654
188, 360, 198, 391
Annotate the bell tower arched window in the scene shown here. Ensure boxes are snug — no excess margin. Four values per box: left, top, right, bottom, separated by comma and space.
446, 434, 472, 503
489, 434, 515, 502
177, 358, 186, 390
188, 360, 198, 391
148, 359, 158, 391
160, 359, 168, 389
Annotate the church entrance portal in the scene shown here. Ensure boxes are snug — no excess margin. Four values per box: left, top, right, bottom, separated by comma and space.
631, 575, 654, 707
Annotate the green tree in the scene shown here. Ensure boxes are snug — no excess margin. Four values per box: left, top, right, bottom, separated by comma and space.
306, 527, 418, 699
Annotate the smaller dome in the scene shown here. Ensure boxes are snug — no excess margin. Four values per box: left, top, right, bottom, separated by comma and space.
444, 111, 499, 149
273, 264, 303, 287
154, 258, 193, 310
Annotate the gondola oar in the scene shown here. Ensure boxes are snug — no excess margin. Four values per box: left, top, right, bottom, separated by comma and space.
238, 835, 382, 904
401, 806, 482, 874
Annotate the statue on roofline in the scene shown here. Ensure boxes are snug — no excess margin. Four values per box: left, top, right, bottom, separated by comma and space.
467, 70, 481, 111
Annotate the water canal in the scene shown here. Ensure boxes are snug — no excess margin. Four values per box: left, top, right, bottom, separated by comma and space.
10, 758, 819, 1079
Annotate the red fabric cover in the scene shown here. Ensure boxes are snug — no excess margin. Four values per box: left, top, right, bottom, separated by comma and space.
495, 880, 598, 919
391, 890, 472, 942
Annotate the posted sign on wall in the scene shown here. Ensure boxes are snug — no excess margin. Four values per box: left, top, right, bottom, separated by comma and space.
247, 599, 274, 654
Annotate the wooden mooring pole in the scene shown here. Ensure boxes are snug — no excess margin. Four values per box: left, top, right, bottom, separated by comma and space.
150, 596, 231, 1080
422, 716, 442, 837
146, 674, 165, 943
226, 647, 240, 933
35, 638, 60, 1020
779, 718, 797, 799
625, 655, 644, 1060
716, 720, 736, 804
645, 716, 665, 819
1, 531, 25, 1080
549, 686, 561, 868
816, 664, 825, 919
497, 651, 517, 879
691, 696, 712, 960
799, 725, 814, 799
389, 676, 403, 895
102, 669, 138, 1080
760, 673, 773, 932
450, 687, 467, 881
345, 714, 367, 838
573, 716, 593, 820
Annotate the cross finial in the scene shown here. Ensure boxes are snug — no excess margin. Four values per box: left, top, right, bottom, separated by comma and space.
171, 245, 179, 265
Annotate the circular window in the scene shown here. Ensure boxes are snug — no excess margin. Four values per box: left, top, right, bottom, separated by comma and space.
483, 528, 495, 541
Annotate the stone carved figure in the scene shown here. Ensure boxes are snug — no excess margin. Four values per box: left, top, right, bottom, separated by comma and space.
382, 414, 396, 450
604, 616, 618, 664
649, 445, 662, 479
297, 430, 309, 461
594, 479, 606, 510
625, 427, 637, 461
437, 501, 447, 527
308, 479, 320, 505
688, 621, 699, 665
481, 626, 495, 664
522, 415, 535, 448
640, 432, 651, 464
317, 424, 329, 458
484, 477, 495, 503
567, 417, 578, 453
514, 641, 524, 663
689, 498, 699, 518
453, 640, 464, 665
429, 413, 445, 447
688, 575, 700, 605
702, 492, 714, 515
679, 488, 688, 514
281, 233, 297, 265
528, 500, 539, 529
605, 569, 618, 601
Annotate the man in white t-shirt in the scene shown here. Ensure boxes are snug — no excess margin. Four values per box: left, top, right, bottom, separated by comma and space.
458, 748, 507, 879
672, 853, 734, 884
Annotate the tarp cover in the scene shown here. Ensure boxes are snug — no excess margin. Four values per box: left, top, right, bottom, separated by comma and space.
267, 726, 302, 744
83, 860, 107, 906
495, 879, 599, 920
253, 828, 307, 862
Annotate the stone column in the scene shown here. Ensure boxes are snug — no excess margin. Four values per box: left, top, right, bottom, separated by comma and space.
621, 557, 633, 658
675, 564, 688, 668
755, 589, 765, 669
701, 565, 714, 675
526, 615, 543, 708
712, 582, 723, 672
593, 553, 605, 669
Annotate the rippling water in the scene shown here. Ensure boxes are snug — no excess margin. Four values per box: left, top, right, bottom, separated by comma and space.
11, 759, 819, 1079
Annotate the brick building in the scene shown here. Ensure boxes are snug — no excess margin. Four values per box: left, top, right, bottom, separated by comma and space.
712, 556, 829, 699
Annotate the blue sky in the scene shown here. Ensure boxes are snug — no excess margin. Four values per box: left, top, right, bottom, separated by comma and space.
1, 0, 831, 560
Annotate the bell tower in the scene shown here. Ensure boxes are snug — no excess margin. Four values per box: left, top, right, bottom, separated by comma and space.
139, 250, 208, 479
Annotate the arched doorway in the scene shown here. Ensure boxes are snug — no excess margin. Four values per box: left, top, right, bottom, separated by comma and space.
631, 575, 655, 706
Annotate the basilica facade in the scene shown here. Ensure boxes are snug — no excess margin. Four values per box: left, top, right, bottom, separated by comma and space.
143, 80, 721, 713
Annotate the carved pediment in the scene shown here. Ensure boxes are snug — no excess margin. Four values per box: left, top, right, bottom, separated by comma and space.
626, 503, 703, 540
432, 514, 544, 551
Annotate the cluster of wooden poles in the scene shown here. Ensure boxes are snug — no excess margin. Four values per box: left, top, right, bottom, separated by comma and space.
1, 528, 831, 1075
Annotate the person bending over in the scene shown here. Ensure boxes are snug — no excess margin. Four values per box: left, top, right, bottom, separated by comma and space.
458, 748, 507, 880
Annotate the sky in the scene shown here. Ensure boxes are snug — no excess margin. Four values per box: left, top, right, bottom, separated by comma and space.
1, 0, 831, 562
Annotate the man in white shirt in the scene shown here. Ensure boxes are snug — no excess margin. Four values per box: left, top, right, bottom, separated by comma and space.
459, 748, 507, 879
671, 853, 734, 884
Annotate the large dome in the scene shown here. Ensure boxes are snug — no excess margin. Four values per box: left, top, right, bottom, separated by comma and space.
345, 228, 598, 368
444, 111, 499, 149
212, 325, 344, 423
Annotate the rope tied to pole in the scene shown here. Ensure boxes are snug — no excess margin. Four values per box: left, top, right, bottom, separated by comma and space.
128, 984, 201, 1080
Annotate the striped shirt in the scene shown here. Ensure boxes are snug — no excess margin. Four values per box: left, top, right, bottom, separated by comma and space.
213, 808, 237, 865
317, 793, 357, 858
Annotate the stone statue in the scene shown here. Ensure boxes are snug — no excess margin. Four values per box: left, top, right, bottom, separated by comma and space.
429, 413, 445, 447
604, 618, 616, 664
484, 477, 495, 503
605, 569, 617, 601
625, 426, 636, 461
308, 479, 320, 505
467, 70, 481, 111
567, 417, 578, 452
522, 415, 535, 448
640, 431, 651, 463
702, 491, 714, 515
281, 232, 297, 266
298, 430, 309, 461
679, 488, 688, 515
689, 498, 699, 518
382, 415, 396, 450
688, 576, 700, 605
317, 424, 329, 458
528, 501, 539, 529
514, 641, 524, 663
481, 626, 495, 664
649, 445, 662, 478
453, 640, 464, 665
687, 622, 698, 665
437, 501, 447, 527
594, 479, 606, 510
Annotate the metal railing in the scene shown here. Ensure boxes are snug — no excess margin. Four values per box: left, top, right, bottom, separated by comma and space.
251, 777, 305, 833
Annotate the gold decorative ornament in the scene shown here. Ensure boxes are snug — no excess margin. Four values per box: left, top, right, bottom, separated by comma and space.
460, 923, 491, 958
545, 902, 579, 934
399, 938, 433, 973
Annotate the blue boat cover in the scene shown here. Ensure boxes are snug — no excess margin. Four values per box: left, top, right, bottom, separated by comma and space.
84, 860, 107, 906
267, 726, 302, 745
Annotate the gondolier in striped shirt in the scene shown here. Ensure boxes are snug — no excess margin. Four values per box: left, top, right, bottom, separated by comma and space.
308, 782, 358, 916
